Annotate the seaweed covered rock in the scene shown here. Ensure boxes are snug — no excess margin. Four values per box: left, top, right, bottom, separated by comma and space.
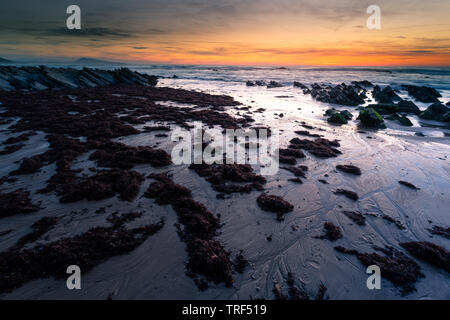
334, 189, 359, 201
0, 220, 164, 293
16, 216, 59, 246
89, 142, 171, 169
57, 169, 145, 203
325, 109, 353, 124
400, 241, 450, 273
289, 137, 341, 158
419, 103, 450, 122
357, 108, 386, 129
0, 189, 41, 218
335, 246, 423, 295
316, 222, 343, 241
186, 238, 233, 287
189, 163, 266, 195
257, 193, 294, 220
336, 164, 361, 175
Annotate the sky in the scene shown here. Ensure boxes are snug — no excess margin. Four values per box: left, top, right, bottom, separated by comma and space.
0, 0, 449, 66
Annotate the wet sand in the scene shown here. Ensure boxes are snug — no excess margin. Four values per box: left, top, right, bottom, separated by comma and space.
0, 68, 449, 300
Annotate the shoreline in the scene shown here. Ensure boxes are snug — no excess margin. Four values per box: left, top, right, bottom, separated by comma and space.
0, 66, 449, 299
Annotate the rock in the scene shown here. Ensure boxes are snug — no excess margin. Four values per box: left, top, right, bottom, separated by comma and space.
372, 85, 402, 104
316, 222, 343, 241
419, 103, 450, 121
16, 216, 59, 246
0, 220, 164, 294
400, 241, 450, 273
386, 114, 413, 126
12, 157, 43, 175
234, 251, 249, 273
396, 100, 421, 114
398, 180, 420, 190
357, 108, 386, 129
267, 81, 283, 88
293, 81, 308, 89
351, 80, 374, 87
255, 80, 266, 86
144, 173, 192, 204
327, 112, 348, 124
342, 211, 366, 226
294, 130, 321, 138
402, 85, 441, 103
336, 164, 361, 175
246, 81, 256, 86
310, 83, 365, 106
281, 165, 307, 177
257, 193, 294, 220
398, 116, 413, 126
428, 226, 450, 239
334, 189, 359, 201
279, 148, 306, 158
289, 137, 341, 158
0, 66, 158, 91
334, 246, 423, 295
0, 189, 41, 218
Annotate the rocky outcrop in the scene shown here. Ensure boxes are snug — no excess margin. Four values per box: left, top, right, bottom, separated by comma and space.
385, 113, 413, 126
310, 83, 366, 106
402, 85, 441, 103
419, 103, 450, 122
0, 66, 158, 91
372, 85, 402, 104
400, 241, 450, 273
357, 108, 386, 129
324, 109, 353, 124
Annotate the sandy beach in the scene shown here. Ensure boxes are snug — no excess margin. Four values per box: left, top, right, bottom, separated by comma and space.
0, 65, 448, 299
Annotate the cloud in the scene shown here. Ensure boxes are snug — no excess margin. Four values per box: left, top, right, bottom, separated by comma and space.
44, 27, 131, 38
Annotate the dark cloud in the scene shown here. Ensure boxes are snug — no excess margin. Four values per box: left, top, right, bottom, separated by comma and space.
45, 27, 131, 38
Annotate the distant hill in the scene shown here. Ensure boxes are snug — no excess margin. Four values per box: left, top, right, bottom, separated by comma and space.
72, 57, 126, 66
0, 57, 12, 63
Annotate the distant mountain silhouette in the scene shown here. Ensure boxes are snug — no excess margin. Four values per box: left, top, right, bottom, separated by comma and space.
72, 57, 126, 66
0, 57, 13, 63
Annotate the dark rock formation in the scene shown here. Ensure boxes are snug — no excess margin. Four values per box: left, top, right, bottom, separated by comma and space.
145, 173, 233, 287
357, 108, 386, 129
0, 66, 158, 91
373, 85, 402, 104
16, 216, 59, 246
310, 83, 365, 106
316, 222, 343, 241
400, 241, 450, 273
257, 193, 294, 220
402, 85, 441, 103
336, 164, 361, 175
289, 137, 341, 158
428, 226, 450, 239
385, 113, 413, 126
334, 246, 423, 295
0, 189, 41, 218
398, 181, 420, 190
419, 103, 450, 122
267, 81, 283, 88
334, 189, 359, 201
342, 211, 366, 226
0, 220, 164, 294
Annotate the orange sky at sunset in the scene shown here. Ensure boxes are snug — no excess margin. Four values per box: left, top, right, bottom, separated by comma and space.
0, 0, 449, 66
